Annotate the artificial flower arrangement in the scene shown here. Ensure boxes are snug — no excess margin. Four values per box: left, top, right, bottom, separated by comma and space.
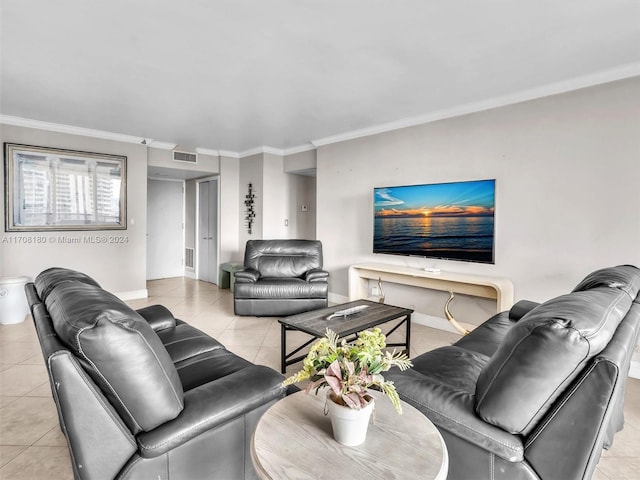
283, 327, 413, 413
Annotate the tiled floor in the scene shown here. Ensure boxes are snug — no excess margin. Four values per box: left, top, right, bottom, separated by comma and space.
1, 277, 639, 479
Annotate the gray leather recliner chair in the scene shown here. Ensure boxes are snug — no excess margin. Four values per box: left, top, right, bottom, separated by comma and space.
233, 239, 329, 316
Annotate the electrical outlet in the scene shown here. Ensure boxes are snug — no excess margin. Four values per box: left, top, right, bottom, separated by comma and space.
371, 287, 380, 296
284, 219, 288, 227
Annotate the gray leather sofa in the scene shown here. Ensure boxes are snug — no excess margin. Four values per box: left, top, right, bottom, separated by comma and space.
25, 267, 287, 480
234, 239, 329, 316
386, 265, 640, 480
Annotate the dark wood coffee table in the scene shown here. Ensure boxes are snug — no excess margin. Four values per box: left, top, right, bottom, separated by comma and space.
279, 299, 413, 373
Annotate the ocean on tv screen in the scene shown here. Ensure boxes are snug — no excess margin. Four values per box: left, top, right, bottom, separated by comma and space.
373, 179, 495, 264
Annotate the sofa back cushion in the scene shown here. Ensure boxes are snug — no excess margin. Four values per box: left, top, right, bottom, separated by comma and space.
572, 264, 640, 298
45, 281, 184, 433
35, 267, 101, 303
475, 286, 632, 435
244, 239, 323, 278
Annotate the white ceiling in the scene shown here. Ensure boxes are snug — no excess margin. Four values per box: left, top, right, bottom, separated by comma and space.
2, 1, 640, 155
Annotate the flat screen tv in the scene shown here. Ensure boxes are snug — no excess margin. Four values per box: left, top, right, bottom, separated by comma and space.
373, 179, 495, 264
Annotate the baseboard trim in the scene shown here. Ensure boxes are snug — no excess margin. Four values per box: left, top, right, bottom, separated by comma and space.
184, 270, 197, 280
114, 289, 148, 301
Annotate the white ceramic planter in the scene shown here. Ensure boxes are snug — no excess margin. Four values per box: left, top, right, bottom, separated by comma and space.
326, 391, 375, 446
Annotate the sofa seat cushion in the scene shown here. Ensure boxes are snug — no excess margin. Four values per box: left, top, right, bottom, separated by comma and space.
174, 348, 255, 391
44, 281, 184, 433
234, 277, 328, 299
387, 345, 525, 461
156, 321, 225, 364
475, 287, 632, 435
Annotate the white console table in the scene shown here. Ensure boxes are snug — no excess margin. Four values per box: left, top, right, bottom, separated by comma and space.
348, 263, 514, 313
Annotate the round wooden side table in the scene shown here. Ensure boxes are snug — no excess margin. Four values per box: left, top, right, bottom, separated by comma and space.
251, 390, 448, 480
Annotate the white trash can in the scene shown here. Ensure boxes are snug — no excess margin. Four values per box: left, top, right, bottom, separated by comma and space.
0, 276, 32, 325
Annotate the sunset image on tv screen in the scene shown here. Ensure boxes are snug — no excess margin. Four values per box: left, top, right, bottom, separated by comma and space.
373, 179, 495, 263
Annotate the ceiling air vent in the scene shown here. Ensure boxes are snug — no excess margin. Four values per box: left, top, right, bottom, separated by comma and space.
173, 150, 198, 164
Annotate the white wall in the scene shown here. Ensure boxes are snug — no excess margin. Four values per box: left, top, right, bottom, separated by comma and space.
219, 155, 241, 263
0, 124, 148, 296
238, 152, 315, 243
284, 150, 318, 240
239, 154, 263, 246
292, 174, 316, 240
316, 78, 640, 323
262, 153, 289, 238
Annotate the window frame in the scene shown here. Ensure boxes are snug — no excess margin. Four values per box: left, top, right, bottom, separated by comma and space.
4, 143, 127, 232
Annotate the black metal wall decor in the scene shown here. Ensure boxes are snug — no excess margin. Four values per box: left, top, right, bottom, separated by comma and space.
244, 183, 255, 234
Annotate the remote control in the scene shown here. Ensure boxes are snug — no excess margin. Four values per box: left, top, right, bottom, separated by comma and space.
326, 304, 369, 320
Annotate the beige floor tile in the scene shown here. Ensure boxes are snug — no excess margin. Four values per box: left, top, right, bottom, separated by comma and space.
622, 378, 640, 429
262, 323, 284, 347
593, 466, 611, 480
254, 346, 282, 372
596, 455, 640, 479
0, 321, 38, 344
24, 380, 53, 398
0, 445, 28, 468
411, 325, 460, 355
0, 364, 49, 397
602, 423, 640, 458
225, 317, 274, 333
33, 426, 67, 447
0, 396, 59, 446
0, 341, 42, 365
0, 446, 73, 480
18, 352, 45, 367
226, 345, 260, 363
0, 396, 20, 409
217, 330, 266, 347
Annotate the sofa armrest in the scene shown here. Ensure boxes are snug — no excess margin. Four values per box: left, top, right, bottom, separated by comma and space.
305, 268, 329, 282
136, 305, 177, 331
508, 300, 540, 321
136, 365, 285, 458
234, 268, 260, 283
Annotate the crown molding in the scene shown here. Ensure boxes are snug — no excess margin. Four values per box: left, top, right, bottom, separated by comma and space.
218, 150, 240, 158
0, 115, 149, 145
148, 141, 177, 150
238, 144, 316, 157
311, 63, 640, 147
195, 147, 219, 156
283, 143, 316, 156
238, 146, 285, 158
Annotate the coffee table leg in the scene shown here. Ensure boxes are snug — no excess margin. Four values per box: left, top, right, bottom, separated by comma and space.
281, 324, 286, 374
406, 313, 412, 356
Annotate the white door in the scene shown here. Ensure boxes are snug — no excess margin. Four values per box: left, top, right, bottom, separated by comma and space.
147, 179, 184, 280
198, 179, 218, 284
